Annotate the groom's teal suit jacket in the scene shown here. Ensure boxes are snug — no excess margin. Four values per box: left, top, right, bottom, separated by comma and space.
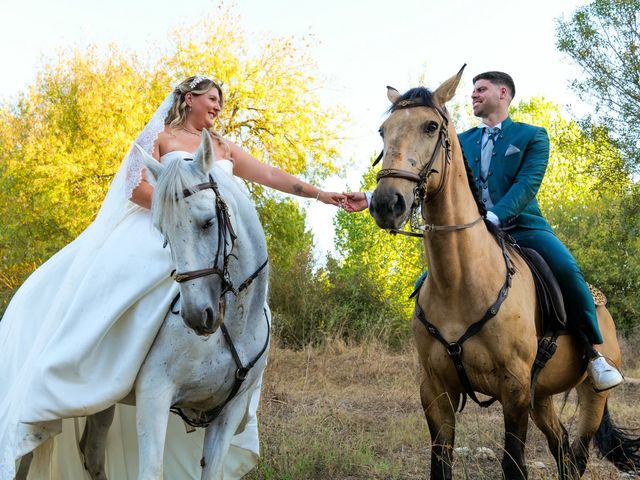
458, 117, 552, 232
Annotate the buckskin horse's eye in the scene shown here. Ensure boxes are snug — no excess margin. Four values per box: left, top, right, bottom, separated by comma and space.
424, 121, 439, 134
378, 127, 384, 138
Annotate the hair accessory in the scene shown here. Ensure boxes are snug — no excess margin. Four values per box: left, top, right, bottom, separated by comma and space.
189, 75, 212, 89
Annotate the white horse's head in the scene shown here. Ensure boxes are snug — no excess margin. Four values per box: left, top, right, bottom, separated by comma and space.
139, 132, 242, 336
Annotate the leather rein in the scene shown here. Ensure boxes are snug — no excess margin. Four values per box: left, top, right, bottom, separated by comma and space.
168, 173, 270, 428
374, 101, 482, 237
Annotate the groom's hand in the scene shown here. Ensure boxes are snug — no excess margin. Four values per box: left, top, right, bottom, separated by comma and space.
342, 192, 369, 213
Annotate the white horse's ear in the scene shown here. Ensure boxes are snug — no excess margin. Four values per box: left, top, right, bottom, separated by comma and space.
387, 86, 401, 104
135, 144, 164, 183
193, 130, 216, 174
433, 64, 466, 106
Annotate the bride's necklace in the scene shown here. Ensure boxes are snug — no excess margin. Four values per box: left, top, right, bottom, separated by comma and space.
181, 126, 202, 137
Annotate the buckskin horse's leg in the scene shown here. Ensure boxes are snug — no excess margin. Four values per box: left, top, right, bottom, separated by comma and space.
570, 382, 609, 477
501, 392, 530, 479
420, 375, 458, 480
530, 395, 576, 479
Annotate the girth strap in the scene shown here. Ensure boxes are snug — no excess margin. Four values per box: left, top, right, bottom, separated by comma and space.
529, 330, 560, 409
414, 235, 514, 411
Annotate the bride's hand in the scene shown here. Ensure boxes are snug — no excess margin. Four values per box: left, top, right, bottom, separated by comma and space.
317, 191, 346, 207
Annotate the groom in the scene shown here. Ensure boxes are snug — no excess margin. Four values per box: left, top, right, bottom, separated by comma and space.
344, 70, 623, 392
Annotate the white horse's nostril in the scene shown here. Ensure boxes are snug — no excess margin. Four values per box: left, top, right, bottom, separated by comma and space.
203, 306, 215, 331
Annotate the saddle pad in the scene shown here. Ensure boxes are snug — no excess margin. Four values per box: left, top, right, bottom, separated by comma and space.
588, 283, 607, 306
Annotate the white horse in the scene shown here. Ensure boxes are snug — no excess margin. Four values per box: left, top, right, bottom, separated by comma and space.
14, 132, 270, 480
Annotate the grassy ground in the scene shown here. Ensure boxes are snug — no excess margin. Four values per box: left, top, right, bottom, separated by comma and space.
246, 339, 640, 480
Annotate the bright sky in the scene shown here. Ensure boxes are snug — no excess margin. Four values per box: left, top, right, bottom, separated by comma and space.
0, 0, 590, 257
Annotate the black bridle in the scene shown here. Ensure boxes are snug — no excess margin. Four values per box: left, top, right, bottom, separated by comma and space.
374, 100, 482, 237
167, 173, 270, 428
172, 174, 239, 295
169, 172, 269, 300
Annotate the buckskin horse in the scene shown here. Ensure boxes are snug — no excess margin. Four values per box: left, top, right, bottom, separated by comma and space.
369, 66, 639, 479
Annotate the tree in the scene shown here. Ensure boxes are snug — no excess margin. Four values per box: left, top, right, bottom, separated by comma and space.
511, 97, 629, 209
556, 0, 640, 169
331, 162, 425, 334
0, 8, 345, 313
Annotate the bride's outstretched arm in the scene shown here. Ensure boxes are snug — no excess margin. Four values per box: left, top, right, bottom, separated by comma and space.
228, 142, 344, 206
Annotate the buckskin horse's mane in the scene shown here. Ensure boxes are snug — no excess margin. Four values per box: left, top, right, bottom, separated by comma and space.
388, 86, 490, 226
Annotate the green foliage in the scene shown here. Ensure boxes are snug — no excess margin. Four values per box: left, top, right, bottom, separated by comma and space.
329, 161, 425, 339
554, 0, 640, 331
0, 8, 344, 314
511, 97, 630, 209
549, 187, 640, 335
0, 48, 159, 310
556, 0, 640, 169
256, 196, 314, 273
269, 249, 412, 349
262, 164, 417, 348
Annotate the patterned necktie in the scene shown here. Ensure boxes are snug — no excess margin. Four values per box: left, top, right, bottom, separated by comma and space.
480, 127, 499, 181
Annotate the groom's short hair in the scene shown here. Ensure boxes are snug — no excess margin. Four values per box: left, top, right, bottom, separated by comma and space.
473, 71, 516, 101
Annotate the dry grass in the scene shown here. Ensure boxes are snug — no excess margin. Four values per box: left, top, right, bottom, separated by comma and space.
246, 338, 640, 480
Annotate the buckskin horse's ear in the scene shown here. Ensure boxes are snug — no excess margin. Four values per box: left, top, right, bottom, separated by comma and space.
194, 129, 216, 174
433, 64, 466, 106
387, 86, 401, 104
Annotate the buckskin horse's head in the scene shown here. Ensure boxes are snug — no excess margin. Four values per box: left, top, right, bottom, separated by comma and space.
370, 65, 465, 230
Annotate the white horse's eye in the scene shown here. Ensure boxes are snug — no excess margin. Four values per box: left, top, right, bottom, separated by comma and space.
202, 219, 214, 230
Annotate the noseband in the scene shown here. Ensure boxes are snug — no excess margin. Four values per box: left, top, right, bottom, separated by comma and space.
374, 101, 482, 237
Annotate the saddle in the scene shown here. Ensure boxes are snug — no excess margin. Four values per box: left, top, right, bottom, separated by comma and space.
517, 246, 567, 333
515, 245, 592, 407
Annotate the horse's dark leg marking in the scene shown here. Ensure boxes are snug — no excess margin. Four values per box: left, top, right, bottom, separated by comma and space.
569, 383, 609, 478
570, 434, 590, 478
15, 452, 33, 480
421, 378, 458, 480
80, 405, 115, 480
502, 409, 529, 479
429, 442, 454, 480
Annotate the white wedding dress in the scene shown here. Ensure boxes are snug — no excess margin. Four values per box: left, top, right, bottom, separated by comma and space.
0, 152, 261, 479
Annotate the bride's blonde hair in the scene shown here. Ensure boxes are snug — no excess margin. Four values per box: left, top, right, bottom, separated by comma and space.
166, 76, 230, 157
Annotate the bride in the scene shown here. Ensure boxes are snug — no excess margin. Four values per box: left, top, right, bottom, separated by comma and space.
0, 75, 344, 479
